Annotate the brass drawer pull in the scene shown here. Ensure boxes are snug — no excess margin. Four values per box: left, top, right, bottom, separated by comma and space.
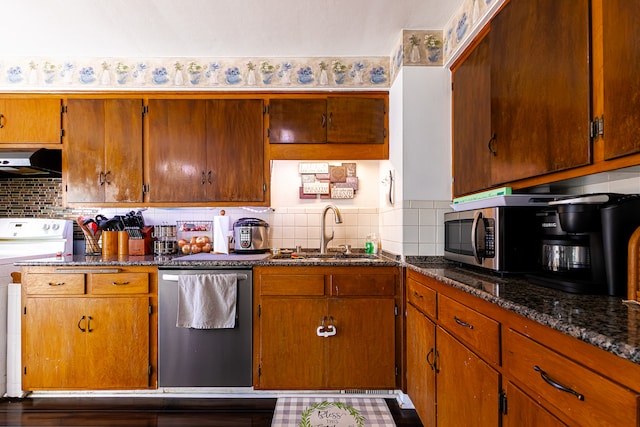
413, 291, 423, 299
48, 282, 66, 286
534, 365, 584, 401
111, 281, 130, 286
454, 316, 474, 329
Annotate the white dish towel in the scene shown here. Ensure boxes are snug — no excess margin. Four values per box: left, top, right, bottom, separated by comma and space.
176, 274, 237, 329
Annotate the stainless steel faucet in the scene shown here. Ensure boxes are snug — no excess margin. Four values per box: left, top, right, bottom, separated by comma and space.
320, 204, 343, 254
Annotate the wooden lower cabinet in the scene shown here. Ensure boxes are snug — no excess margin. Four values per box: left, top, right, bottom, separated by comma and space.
405, 268, 640, 427
503, 381, 566, 427
253, 265, 400, 390
406, 272, 500, 426
21, 266, 157, 390
436, 327, 500, 426
406, 304, 436, 426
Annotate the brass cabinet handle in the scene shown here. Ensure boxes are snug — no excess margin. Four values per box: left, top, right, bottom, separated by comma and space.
413, 291, 423, 299
87, 316, 93, 333
534, 365, 584, 401
48, 282, 66, 286
77, 315, 86, 332
454, 316, 474, 329
321, 113, 326, 128
111, 281, 130, 286
98, 171, 105, 186
0, 113, 4, 128
208, 170, 212, 184
104, 171, 112, 185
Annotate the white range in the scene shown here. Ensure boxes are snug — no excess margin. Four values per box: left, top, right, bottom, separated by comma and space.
0, 218, 73, 397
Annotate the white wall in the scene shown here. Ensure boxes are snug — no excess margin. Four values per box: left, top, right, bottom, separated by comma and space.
380, 66, 453, 258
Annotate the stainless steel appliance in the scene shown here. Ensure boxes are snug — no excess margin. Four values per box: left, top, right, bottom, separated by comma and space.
444, 207, 542, 272
0, 218, 73, 397
0, 149, 62, 177
158, 267, 252, 387
232, 218, 269, 253
533, 193, 640, 295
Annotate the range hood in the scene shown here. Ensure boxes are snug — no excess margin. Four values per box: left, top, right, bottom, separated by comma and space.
0, 148, 62, 177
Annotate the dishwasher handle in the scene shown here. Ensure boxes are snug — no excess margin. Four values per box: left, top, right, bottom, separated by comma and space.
162, 273, 248, 282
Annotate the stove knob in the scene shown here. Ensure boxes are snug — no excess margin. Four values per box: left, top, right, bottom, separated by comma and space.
51, 223, 60, 230
42, 224, 50, 230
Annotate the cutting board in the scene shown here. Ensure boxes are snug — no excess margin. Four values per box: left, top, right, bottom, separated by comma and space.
628, 226, 640, 301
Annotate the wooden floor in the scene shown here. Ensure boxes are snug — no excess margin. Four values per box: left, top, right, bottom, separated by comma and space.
0, 396, 424, 426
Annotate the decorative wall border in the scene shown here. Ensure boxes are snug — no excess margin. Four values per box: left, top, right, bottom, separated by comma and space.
0, 56, 390, 91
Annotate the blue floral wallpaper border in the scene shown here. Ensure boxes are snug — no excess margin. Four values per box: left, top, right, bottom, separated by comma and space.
0, 56, 391, 90
0, 0, 504, 93
443, 0, 502, 62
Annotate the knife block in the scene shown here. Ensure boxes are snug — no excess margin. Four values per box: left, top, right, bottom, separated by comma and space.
129, 226, 154, 255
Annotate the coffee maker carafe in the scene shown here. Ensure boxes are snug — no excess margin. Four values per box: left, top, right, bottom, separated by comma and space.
534, 193, 640, 296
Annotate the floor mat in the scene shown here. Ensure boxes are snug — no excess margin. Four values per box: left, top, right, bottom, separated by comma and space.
271, 397, 395, 427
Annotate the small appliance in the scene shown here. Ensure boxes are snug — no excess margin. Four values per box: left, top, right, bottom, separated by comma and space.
444, 206, 542, 273
532, 193, 640, 296
232, 217, 270, 253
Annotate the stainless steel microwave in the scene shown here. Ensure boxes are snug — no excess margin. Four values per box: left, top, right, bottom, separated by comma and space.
444, 207, 541, 272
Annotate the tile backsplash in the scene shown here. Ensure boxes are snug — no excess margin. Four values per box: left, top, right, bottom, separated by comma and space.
0, 178, 380, 253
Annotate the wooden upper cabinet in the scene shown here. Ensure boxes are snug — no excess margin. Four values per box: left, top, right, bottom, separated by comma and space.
146, 98, 266, 205
64, 99, 143, 204
490, 0, 591, 185
602, 0, 640, 160
268, 94, 389, 160
268, 98, 327, 143
327, 97, 386, 144
146, 99, 207, 203
452, 31, 492, 197
0, 98, 61, 144
205, 99, 265, 202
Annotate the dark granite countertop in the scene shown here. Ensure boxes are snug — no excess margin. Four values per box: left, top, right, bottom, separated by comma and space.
405, 261, 640, 366
16, 252, 640, 366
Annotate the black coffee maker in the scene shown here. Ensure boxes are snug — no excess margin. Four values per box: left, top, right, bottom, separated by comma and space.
533, 193, 640, 296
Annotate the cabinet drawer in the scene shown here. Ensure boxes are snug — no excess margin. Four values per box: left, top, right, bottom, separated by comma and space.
330, 274, 395, 296
505, 329, 639, 427
407, 277, 436, 318
25, 273, 85, 295
91, 272, 149, 294
260, 274, 325, 296
438, 294, 500, 365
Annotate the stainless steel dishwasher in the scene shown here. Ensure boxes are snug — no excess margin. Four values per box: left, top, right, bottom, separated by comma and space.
158, 267, 252, 387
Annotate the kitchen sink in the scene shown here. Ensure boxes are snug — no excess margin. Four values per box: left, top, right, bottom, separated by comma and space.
269, 252, 380, 262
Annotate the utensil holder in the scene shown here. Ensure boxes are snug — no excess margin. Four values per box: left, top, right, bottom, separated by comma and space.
101, 231, 118, 256
81, 228, 101, 255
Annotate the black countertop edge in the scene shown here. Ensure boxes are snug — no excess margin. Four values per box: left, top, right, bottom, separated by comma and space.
404, 262, 640, 366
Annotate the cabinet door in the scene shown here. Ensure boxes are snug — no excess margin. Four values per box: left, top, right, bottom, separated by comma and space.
452, 32, 492, 197
490, 0, 591, 184
326, 297, 396, 389
503, 381, 566, 427
258, 297, 326, 389
66, 99, 143, 203
205, 99, 265, 202
0, 98, 61, 144
327, 97, 386, 144
22, 298, 87, 389
436, 327, 500, 426
85, 297, 150, 388
146, 99, 207, 202
406, 304, 436, 427
602, 0, 640, 159
268, 98, 327, 143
